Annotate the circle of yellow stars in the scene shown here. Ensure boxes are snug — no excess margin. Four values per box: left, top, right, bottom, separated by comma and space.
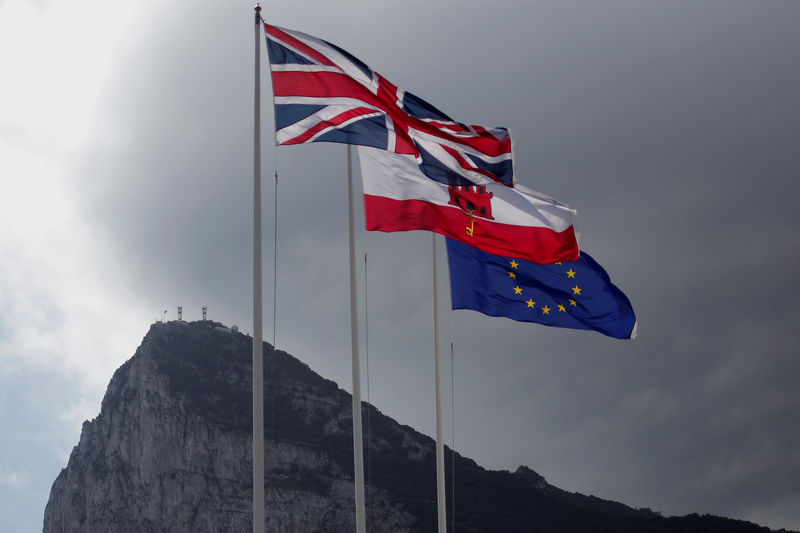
508, 260, 581, 319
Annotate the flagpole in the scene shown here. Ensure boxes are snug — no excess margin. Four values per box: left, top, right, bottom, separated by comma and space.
347, 145, 367, 533
252, 6, 265, 533
432, 234, 447, 533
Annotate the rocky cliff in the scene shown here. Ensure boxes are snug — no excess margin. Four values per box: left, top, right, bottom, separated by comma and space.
43, 321, 792, 532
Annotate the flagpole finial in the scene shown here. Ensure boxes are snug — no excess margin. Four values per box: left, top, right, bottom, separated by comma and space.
254, 4, 261, 13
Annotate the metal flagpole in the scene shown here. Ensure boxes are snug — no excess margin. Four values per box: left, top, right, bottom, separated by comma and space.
252, 6, 265, 533
432, 234, 447, 533
347, 145, 367, 533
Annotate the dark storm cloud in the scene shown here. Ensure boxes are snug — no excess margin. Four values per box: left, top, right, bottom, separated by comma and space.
63, 0, 800, 529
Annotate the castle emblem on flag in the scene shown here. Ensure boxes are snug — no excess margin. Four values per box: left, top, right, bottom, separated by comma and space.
447, 185, 494, 219
448, 185, 494, 237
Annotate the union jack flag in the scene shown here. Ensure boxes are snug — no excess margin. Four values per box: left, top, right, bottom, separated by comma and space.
264, 24, 514, 187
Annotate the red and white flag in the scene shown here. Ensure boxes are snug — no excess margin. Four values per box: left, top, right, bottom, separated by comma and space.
358, 146, 579, 264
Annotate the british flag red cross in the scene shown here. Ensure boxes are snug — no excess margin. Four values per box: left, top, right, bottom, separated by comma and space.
264, 23, 514, 187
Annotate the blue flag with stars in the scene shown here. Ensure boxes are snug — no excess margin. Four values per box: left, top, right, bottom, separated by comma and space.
446, 238, 637, 339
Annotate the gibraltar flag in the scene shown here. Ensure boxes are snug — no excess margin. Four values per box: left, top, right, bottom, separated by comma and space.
358, 146, 579, 264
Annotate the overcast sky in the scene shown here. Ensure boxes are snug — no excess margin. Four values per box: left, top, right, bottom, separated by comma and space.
2, 1, 800, 531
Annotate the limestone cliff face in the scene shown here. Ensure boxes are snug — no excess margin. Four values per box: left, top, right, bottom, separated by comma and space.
43, 321, 417, 532
43, 321, 794, 533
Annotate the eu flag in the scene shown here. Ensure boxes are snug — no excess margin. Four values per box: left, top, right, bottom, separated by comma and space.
446, 238, 637, 339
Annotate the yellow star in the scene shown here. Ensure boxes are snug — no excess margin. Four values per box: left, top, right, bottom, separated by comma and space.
558, 304, 566, 312
572, 285, 582, 295
513, 286, 523, 295
508, 271, 517, 279
542, 305, 551, 315
526, 299, 535, 308
566, 269, 576, 278
555, 262, 562, 265
569, 299, 577, 306
509, 260, 519, 269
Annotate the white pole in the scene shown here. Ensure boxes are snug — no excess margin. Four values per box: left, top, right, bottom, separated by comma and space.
252, 6, 265, 533
348, 145, 367, 533
432, 235, 447, 533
